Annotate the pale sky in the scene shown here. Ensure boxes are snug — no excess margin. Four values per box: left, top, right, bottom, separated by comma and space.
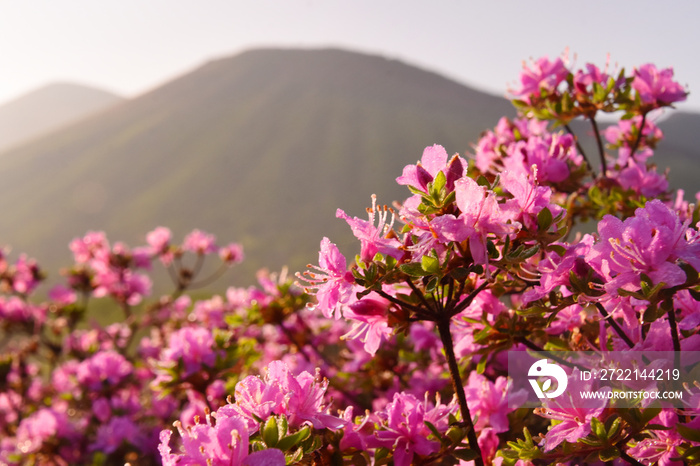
2, 0, 699, 112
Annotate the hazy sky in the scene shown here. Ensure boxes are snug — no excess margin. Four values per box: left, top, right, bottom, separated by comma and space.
2, 1, 700, 112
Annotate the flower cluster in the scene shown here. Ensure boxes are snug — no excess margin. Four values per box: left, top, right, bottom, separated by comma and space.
1, 53, 699, 466
295, 53, 700, 465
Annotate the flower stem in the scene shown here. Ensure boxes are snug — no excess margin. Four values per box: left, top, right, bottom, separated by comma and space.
628, 112, 647, 159
564, 123, 591, 169
589, 117, 607, 177
436, 318, 483, 466
667, 306, 681, 353
595, 302, 635, 348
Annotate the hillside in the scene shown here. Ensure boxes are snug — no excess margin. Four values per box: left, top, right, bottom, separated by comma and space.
0, 48, 516, 284
0, 82, 123, 153
656, 111, 700, 194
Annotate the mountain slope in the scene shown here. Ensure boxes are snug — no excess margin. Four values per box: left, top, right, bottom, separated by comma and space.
0, 82, 123, 153
655, 111, 700, 193
0, 48, 519, 283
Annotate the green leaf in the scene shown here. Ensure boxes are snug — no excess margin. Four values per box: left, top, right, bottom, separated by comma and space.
643, 304, 661, 323
591, 417, 606, 439
278, 415, 289, 437
476, 354, 488, 374
443, 190, 457, 206
425, 276, 438, 292
424, 421, 444, 442
640, 406, 662, 425
452, 449, 479, 461
262, 416, 279, 447
421, 255, 441, 275
678, 445, 700, 461
287, 446, 304, 463
607, 416, 622, 439
476, 175, 491, 188
432, 170, 447, 194
276, 426, 311, 451
450, 267, 470, 281
374, 447, 390, 463
400, 263, 430, 277
677, 424, 700, 443
537, 207, 553, 231
407, 185, 426, 197
518, 245, 540, 260
599, 446, 620, 462
302, 434, 323, 454
446, 424, 467, 444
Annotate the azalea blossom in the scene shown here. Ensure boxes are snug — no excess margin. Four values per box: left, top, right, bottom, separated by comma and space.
297, 237, 355, 320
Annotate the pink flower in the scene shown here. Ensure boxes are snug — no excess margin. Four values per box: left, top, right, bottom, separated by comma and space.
432, 177, 518, 264
297, 237, 354, 320
512, 56, 569, 102
221, 360, 343, 431
616, 159, 668, 197
146, 226, 171, 253
370, 392, 457, 466
91, 416, 143, 454
535, 370, 609, 451
503, 132, 582, 184
396, 144, 466, 192
183, 229, 218, 254
522, 235, 596, 304
0, 295, 46, 324
160, 414, 285, 465
465, 372, 526, 433
342, 296, 393, 356
223, 371, 285, 430
69, 231, 108, 264
77, 350, 133, 390
604, 115, 663, 149
572, 62, 615, 97
501, 169, 562, 231
628, 410, 685, 466
632, 64, 687, 107
160, 327, 218, 377
586, 200, 698, 296
15, 409, 61, 454
473, 117, 548, 175
92, 267, 152, 306
336, 195, 403, 264
219, 242, 244, 264
11, 254, 41, 294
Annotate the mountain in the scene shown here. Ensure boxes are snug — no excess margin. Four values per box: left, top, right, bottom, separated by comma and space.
0, 48, 697, 289
0, 82, 124, 153
0, 48, 516, 284
655, 111, 700, 194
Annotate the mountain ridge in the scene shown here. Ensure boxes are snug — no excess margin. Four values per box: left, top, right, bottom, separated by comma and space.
0, 82, 124, 153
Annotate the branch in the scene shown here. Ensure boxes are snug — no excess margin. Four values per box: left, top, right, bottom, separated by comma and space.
589, 117, 607, 177
595, 302, 635, 349
373, 289, 434, 321
628, 112, 647, 160
564, 123, 592, 169
517, 338, 588, 371
449, 281, 489, 318
436, 319, 483, 466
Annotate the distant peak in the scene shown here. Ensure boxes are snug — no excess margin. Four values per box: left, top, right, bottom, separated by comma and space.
5, 81, 123, 106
